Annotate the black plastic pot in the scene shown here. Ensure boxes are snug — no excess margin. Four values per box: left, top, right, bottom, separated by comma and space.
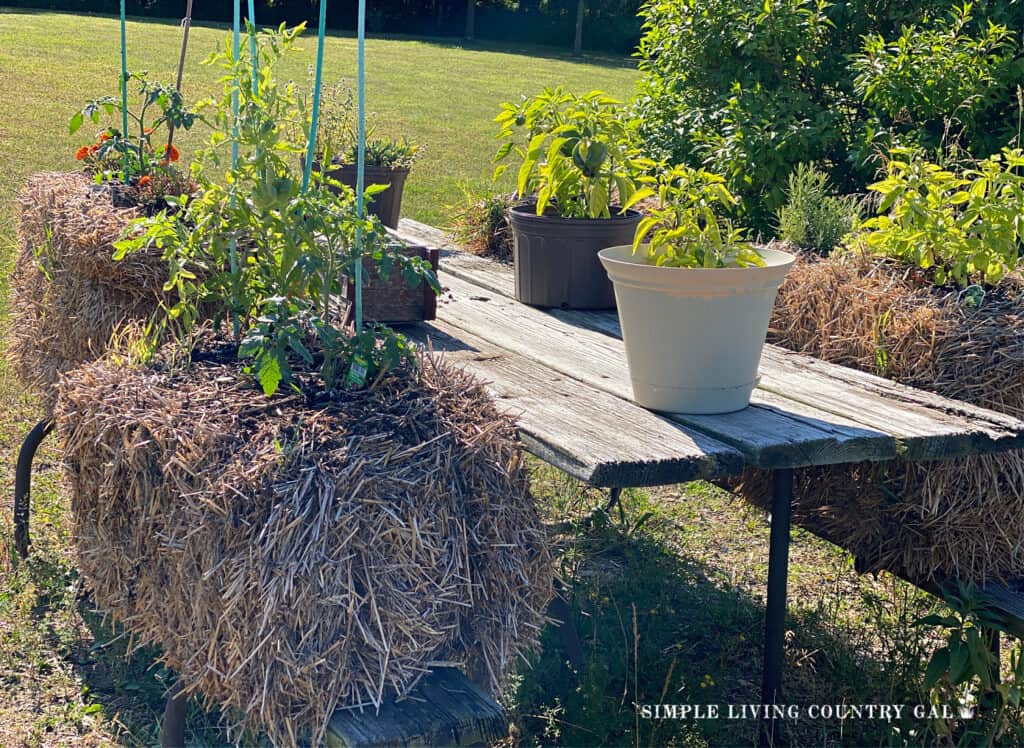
313, 160, 410, 229
508, 205, 642, 309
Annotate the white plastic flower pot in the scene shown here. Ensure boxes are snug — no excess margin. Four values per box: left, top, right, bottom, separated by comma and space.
598, 244, 796, 415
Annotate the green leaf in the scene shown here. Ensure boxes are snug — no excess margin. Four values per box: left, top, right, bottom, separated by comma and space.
948, 638, 969, 684
588, 181, 609, 218
621, 187, 655, 211
923, 648, 950, 691
69, 110, 84, 134
258, 355, 283, 397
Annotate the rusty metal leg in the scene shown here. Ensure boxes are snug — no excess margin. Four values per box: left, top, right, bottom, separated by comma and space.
14, 418, 54, 559
161, 682, 187, 748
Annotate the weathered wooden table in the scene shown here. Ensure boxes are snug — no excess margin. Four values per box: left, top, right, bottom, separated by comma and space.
394, 219, 1024, 746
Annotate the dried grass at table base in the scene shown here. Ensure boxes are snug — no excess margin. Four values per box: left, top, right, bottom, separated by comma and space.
8, 173, 168, 413
55, 347, 553, 747
736, 252, 1024, 583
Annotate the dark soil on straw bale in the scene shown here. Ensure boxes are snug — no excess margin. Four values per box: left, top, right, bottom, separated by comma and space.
737, 251, 1024, 583
8, 173, 169, 412
54, 344, 552, 746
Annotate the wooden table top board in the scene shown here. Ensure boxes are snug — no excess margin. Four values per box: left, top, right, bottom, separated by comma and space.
393, 219, 1024, 475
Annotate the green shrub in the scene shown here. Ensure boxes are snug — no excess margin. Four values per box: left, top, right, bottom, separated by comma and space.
852, 4, 1018, 157
776, 163, 861, 254
633, 0, 1024, 234
855, 147, 1024, 288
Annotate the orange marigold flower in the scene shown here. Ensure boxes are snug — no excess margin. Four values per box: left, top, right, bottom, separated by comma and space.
89, 143, 100, 155
74, 145, 91, 161
138, 175, 152, 187
144, 127, 153, 135
168, 144, 180, 162
99, 132, 111, 142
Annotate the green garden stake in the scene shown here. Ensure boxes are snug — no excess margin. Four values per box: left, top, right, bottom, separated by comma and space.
248, 0, 259, 93
119, 0, 131, 181
301, 0, 328, 196
355, 0, 367, 333
228, 0, 242, 339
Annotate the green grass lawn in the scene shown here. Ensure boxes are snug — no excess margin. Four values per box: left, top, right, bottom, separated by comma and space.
0, 9, 1000, 748
0, 8, 637, 237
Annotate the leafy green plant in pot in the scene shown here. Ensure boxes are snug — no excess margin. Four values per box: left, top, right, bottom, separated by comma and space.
598, 165, 795, 414
306, 78, 419, 229
494, 87, 644, 309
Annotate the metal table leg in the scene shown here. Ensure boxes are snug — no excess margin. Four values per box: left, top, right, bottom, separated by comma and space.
603, 486, 622, 513
161, 682, 187, 748
549, 579, 586, 673
760, 468, 794, 748
14, 418, 54, 559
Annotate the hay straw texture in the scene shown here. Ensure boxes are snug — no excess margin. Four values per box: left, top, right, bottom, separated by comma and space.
8, 173, 168, 412
55, 347, 552, 746
738, 252, 1024, 582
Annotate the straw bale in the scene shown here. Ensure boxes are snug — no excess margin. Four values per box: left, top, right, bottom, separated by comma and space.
736, 251, 1024, 582
8, 173, 168, 411
55, 345, 553, 746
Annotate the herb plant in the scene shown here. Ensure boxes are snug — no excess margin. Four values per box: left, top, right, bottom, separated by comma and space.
776, 163, 861, 255
493, 87, 642, 219
70, 71, 199, 182
624, 165, 765, 268
310, 76, 419, 169
116, 24, 437, 396
857, 147, 1024, 287
350, 137, 419, 169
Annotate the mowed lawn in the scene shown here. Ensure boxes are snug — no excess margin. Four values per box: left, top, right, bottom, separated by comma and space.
0, 9, 637, 235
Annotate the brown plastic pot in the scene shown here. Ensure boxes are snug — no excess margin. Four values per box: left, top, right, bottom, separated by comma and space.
312, 160, 409, 229
508, 204, 642, 309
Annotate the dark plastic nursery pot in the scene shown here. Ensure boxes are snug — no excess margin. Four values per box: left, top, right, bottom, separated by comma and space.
508, 204, 642, 309
310, 160, 410, 229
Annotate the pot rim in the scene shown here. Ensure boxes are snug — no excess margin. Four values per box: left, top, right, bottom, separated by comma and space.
599, 244, 795, 296
599, 244, 795, 272
303, 157, 411, 175
509, 202, 642, 224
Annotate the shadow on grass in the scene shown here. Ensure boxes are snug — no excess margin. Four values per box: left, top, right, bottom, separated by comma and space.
507, 502, 930, 748
2, 544, 234, 746
71, 600, 244, 747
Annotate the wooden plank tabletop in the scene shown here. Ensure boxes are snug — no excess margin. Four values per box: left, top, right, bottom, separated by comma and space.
394, 219, 1024, 473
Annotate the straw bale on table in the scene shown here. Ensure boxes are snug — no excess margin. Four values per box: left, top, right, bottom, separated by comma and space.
8, 173, 167, 411
55, 347, 553, 746
736, 252, 1024, 582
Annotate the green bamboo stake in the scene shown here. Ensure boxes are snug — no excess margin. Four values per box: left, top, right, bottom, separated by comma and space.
229, 0, 242, 339
247, 0, 259, 93
119, 0, 131, 181
355, 0, 366, 333
301, 1, 328, 195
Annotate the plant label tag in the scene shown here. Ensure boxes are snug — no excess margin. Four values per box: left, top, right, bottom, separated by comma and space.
345, 355, 369, 389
